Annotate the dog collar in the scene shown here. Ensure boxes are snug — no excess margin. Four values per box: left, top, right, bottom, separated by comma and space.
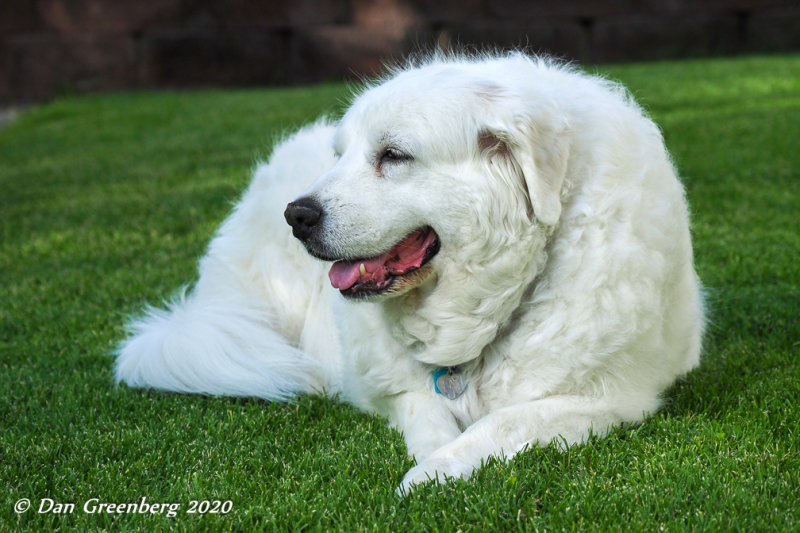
433, 367, 467, 400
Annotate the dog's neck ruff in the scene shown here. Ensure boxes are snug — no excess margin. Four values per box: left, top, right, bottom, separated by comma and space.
433, 367, 467, 400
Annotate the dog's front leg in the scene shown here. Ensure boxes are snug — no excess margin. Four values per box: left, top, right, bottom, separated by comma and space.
397, 394, 658, 494
389, 392, 463, 463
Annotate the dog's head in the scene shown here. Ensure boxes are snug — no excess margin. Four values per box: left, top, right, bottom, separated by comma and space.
286, 54, 572, 365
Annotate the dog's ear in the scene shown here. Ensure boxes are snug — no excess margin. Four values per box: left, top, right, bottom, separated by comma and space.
479, 111, 570, 227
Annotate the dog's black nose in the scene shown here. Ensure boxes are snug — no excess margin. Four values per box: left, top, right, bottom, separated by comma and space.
284, 197, 323, 241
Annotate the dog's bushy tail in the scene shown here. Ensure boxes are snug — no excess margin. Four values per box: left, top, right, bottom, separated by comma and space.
115, 290, 322, 401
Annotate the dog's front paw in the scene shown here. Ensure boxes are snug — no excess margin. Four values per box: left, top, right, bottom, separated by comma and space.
396, 463, 441, 496
396, 456, 472, 496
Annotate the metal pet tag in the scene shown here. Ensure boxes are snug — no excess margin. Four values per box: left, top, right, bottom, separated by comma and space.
434, 367, 467, 400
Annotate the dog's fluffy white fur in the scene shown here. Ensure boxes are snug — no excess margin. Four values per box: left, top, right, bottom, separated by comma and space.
116, 52, 703, 493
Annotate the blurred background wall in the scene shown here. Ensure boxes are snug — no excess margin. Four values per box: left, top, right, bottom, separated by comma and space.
1, 0, 799, 104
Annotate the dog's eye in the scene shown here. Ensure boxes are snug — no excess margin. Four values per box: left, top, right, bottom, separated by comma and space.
379, 148, 412, 166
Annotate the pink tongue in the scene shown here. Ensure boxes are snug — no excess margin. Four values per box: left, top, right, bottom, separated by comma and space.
328, 229, 436, 290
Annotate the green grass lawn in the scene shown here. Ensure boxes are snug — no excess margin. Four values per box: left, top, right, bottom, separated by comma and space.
2, 54, 798, 531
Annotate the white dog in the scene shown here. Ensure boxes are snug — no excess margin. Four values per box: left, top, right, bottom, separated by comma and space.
116, 52, 704, 493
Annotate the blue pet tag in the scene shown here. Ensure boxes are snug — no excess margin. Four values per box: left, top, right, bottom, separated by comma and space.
434, 367, 467, 400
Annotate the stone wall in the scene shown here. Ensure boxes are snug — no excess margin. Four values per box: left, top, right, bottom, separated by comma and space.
1, 0, 798, 103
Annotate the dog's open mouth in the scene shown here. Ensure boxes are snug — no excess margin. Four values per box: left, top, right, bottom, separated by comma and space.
328, 227, 440, 298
